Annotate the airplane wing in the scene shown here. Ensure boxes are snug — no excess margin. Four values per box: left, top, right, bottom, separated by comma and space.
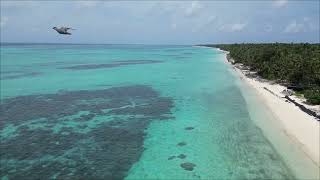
64, 27, 76, 30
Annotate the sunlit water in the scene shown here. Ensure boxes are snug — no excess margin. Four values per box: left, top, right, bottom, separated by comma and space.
0, 44, 307, 179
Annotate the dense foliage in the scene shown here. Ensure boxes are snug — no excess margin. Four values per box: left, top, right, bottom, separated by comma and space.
205, 43, 320, 105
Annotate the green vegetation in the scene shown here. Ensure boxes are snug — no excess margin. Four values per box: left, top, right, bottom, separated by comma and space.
205, 43, 320, 105
294, 91, 304, 98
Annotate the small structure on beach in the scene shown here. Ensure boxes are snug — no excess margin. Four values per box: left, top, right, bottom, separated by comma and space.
281, 89, 294, 96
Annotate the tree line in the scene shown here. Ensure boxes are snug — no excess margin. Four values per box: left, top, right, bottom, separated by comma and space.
204, 43, 320, 105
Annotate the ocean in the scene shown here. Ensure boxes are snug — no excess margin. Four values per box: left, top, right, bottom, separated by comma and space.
0, 44, 295, 179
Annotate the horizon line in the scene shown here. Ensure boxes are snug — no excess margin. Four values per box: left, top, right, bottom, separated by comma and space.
1, 42, 320, 46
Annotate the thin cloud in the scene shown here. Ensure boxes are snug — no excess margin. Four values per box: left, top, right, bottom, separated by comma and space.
171, 23, 177, 30
303, 17, 320, 31
265, 24, 273, 32
0, 1, 37, 8
272, 0, 288, 8
0, 17, 9, 27
231, 23, 247, 31
185, 1, 203, 17
192, 15, 217, 32
76, 1, 100, 8
284, 21, 305, 33
220, 23, 247, 32
283, 18, 318, 33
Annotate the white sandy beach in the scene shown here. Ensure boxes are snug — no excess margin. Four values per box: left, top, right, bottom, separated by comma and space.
219, 49, 320, 178
235, 65, 320, 161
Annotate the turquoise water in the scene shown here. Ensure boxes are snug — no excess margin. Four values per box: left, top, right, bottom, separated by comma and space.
1, 44, 295, 179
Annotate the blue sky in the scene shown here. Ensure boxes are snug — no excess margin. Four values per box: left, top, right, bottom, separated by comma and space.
0, 0, 319, 44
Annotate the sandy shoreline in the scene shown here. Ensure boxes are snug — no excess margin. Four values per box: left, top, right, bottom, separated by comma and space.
218, 49, 320, 169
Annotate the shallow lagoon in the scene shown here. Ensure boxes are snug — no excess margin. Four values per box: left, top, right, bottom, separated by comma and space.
1, 44, 295, 179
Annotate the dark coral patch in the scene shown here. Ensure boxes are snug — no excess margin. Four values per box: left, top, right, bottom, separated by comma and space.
177, 154, 186, 159
168, 156, 176, 160
1, 72, 42, 80
78, 113, 96, 121
0, 85, 172, 127
60, 60, 163, 70
0, 85, 174, 179
180, 162, 196, 171
177, 142, 187, 146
